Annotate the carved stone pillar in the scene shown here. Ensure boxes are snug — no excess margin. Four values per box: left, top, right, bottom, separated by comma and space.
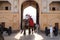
13, 0, 18, 12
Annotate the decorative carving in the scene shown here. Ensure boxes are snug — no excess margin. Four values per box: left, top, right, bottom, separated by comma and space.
13, 0, 18, 12
26, 0, 34, 1
56, 15, 60, 19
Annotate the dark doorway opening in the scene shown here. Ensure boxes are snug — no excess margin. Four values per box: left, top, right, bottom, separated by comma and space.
1, 22, 5, 27
52, 7, 55, 11
54, 23, 59, 31
5, 7, 8, 10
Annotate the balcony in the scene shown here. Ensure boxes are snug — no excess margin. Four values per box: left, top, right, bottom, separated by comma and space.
0, 10, 11, 12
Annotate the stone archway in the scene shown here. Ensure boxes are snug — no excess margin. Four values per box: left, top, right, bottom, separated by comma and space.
21, 1, 39, 29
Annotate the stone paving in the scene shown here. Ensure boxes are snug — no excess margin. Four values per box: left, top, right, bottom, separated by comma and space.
3, 30, 60, 40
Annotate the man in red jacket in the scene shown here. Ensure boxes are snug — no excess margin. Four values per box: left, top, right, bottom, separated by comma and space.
28, 16, 34, 35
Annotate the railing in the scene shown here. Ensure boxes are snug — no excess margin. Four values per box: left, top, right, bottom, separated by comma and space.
42, 11, 60, 14
49, 11, 60, 13
0, 10, 11, 13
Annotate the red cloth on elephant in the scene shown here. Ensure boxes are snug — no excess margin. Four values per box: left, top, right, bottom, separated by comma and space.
29, 18, 34, 27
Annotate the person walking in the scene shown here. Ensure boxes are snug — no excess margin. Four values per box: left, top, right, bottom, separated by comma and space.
22, 19, 26, 35
35, 24, 39, 33
25, 14, 29, 29
45, 27, 49, 36
49, 25, 53, 38
53, 25, 58, 36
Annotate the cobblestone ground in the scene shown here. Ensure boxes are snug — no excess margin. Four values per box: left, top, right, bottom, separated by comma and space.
3, 30, 60, 40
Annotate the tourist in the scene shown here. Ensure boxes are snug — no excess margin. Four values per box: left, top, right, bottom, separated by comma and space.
49, 25, 53, 38
53, 25, 58, 36
35, 24, 39, 33
45, 27, 49, 36
22, 19, 26, 35
25, 14, 29, 29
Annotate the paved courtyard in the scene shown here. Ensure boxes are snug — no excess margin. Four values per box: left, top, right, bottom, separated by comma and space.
3, 30, 60, 40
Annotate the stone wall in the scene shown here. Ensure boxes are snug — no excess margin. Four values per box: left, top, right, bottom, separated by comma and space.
0, 10, 20, 31
40, 11, 60, 30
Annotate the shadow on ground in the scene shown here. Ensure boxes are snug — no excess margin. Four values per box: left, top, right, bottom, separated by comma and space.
20, 35, 35, 40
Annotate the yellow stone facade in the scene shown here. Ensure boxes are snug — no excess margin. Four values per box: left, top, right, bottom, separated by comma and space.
41, 11, 60, 30
0, 0, 60, 31
0, 10, 19, 31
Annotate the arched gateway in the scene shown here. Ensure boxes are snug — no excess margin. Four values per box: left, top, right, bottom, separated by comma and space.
21, 0, 39, 29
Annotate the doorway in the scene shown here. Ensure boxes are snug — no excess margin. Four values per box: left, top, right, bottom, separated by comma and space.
5, 7, 8, 10
21, 1, 39, 29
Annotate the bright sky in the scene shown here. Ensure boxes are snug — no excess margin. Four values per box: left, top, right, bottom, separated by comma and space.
23, 6, 36, 23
